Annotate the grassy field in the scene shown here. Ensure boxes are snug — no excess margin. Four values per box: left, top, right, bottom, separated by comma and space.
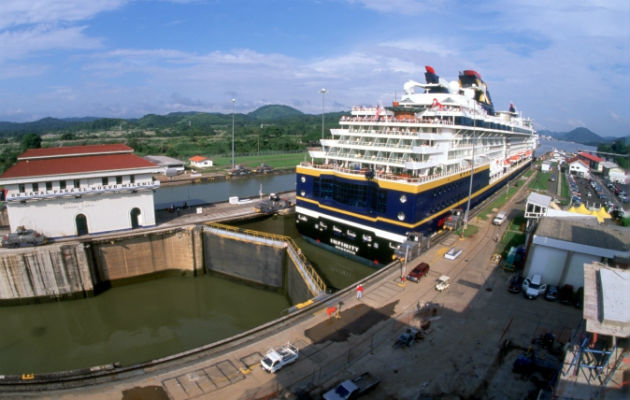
477, 185, 521, 220
198, 152, 308, 171
528, 170, 551, 191
455, 223, 479, 238
496, 214, 527, 255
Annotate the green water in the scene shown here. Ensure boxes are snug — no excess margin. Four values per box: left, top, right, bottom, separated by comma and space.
0, 214, 372, 375
0, 274, 289, 374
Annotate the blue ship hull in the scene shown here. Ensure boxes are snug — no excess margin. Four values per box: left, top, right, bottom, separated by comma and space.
295, 161, 531, 266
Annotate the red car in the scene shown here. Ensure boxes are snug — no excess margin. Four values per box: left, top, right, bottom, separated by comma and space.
406, 262, 430, 282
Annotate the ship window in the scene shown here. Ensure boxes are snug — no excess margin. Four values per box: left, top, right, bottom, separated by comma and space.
300, 176, 306, 183
372, 189, 387, 213
400, 194, 407, 203
397, 212, 405, 221
334, 181, 368, 208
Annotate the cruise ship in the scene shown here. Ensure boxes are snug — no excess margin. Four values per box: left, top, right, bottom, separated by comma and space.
295, 66, 537, 265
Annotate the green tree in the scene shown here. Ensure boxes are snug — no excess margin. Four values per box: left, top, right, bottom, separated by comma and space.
21, 133, 42, 151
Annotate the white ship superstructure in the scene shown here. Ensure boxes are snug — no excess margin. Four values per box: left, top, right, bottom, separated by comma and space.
296, 66, 538, 265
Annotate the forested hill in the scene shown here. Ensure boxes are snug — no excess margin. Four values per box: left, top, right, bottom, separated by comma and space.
0, 105, 322, 136
538, 127, 625, 146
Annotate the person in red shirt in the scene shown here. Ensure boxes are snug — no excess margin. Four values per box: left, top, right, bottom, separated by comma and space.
356, 284, 364, 299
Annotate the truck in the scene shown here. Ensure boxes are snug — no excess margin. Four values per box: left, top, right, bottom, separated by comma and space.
254, 163, 274, 174
443, 208, 464, 231
393, 231, 430, 263
260, 342, 298, 373
1, 226, 47, 248
254, 193, 292, 214
229, 164, 251, 176
322, 372, 380, 400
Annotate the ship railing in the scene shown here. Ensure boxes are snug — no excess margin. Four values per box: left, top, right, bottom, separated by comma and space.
341, 115, 455, 125
205, 223, 327, 297
299, 162, 478, 185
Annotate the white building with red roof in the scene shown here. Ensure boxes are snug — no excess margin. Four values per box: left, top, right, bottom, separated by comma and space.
189, 155, 213, 168
569, 158, 590, 178
0, 144, 161, 238
577, 151, 603, 172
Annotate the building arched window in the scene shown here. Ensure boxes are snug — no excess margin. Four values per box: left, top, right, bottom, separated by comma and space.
130, 208, 142, 229
76, 214, 88, 236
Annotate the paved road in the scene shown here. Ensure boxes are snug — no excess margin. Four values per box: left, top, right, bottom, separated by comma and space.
1, 179, 584, 399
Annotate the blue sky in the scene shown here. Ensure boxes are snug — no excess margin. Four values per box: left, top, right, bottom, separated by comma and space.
1, 0, 628, 137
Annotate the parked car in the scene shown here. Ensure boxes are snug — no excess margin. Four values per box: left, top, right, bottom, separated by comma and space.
406, 262, 430, 282
435, 275, 450, 292
522, 274, 547, 299
444, 248, 462, 260
558, 284, 574, 305
492, 212, 507, 226
508, 275, 524, 294
322, 372, 380, 400
544, 285, 559, 301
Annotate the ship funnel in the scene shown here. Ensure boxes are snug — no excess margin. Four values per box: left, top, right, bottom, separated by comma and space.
425, 66, 439, 84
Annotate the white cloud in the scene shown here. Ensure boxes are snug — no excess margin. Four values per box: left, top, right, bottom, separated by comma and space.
345, 0, 443, 15
0, 0, 128, 30
0, 25, 101, 61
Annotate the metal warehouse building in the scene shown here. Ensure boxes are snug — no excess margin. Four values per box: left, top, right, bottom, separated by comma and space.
523, 217, 630, 288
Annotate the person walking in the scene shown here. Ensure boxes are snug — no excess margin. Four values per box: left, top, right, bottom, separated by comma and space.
356, 284, 363, 300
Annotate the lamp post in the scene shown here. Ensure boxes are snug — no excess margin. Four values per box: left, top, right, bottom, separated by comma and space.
463, 99, 476, 236
231, 98, 236, 170
320, 88, 327, 140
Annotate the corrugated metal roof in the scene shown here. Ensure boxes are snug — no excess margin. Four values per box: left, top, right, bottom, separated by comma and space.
536, 217, 630, 252
527, 191, 551, 208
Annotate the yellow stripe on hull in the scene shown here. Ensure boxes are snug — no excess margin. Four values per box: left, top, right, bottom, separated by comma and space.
296, 164, 490, 194
297, 164, 523, 230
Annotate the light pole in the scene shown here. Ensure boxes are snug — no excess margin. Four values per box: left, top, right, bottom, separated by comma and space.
231, 98, 236, 170
463, 100, 476, 235
320, 88, 327, 140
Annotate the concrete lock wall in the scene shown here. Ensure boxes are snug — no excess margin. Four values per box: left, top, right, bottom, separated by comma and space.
202, 229, 316, 305
0, 243, 94, 303
203, 233, 285, 288
0, 224, 319, 305
285, 255, 313, 304
90, 227, 198, 282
